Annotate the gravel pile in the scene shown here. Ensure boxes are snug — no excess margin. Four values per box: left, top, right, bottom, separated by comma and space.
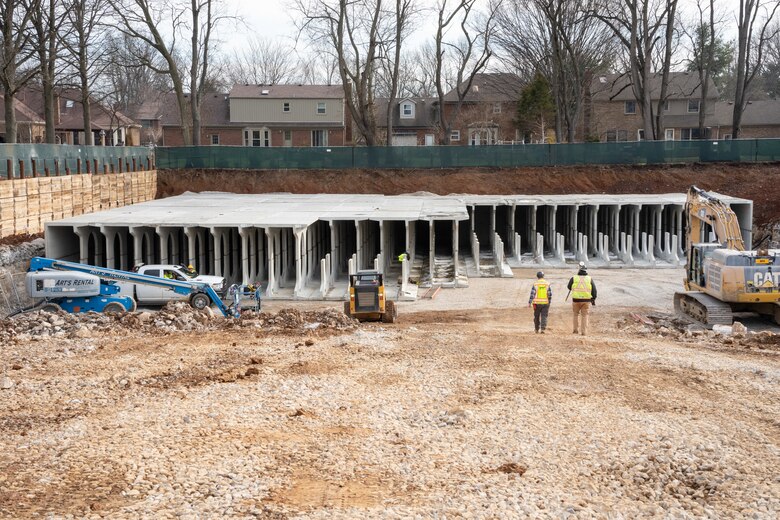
617, 312, 780, 351
1, 302, 357, 344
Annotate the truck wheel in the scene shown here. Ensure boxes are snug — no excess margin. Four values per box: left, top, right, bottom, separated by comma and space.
381, 301, 396, 324
103, 302, 126, 314
190, 293, 211, 310
40, 303, 62, 313
343, 301, 351, 316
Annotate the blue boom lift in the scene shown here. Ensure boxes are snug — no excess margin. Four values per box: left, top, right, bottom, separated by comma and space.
21, 257, 234, 317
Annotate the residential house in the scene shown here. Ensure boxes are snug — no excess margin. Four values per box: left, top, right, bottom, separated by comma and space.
375, 73, 524, 146
588, 72, 720, 141
17, 87, 140, 145
709, 99, 780, 139
0, 95, 45, 143
229, 84, 348, 147
138, 85, 349, 147
442, 73, 524, 145
374, 97, 439, 146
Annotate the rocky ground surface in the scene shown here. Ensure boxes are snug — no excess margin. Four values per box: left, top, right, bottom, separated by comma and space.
1, 270, 779, 519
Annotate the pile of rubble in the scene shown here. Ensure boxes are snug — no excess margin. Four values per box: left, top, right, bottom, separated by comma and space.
0, 302, 357, 344
617, 312, 780, 350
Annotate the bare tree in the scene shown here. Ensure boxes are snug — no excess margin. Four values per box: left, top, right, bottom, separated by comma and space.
226, 36, 297, 85
0, 0, 37, 143
294, 0, 397, 145
732, 0, 780, 138
28, 0, 65, 143
494, 0, 613, 142
101, 32, 171, 111
433, 0, 497, 145
592, 0, 679, 140
108, 0, 229, 145
382, 0, 417, 146
61, 0, 110, 145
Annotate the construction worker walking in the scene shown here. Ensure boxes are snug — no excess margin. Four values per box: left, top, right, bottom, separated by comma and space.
567, 261, 597, 335
528, 271, 551, 334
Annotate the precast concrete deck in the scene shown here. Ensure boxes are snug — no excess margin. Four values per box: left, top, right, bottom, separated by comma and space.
44, 192, 753, 300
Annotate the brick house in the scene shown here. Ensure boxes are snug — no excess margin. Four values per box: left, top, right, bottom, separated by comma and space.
375, 73, 524, 145
442, 73, 523, 145
588, 72, 720, 141
2, 88, 139, 145
0, 94, 45, 143
374, 97, 439, 145
709, 99, 780, 139
140, 85, 349, 147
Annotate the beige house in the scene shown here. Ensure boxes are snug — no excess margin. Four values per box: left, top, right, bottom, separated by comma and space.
588, 72, 720, 141
228, 84, 348, 147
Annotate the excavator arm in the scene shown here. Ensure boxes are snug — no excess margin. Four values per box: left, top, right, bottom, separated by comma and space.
685, 186, 745, 251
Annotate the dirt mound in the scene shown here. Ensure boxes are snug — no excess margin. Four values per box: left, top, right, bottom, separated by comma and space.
617, 312, 780, 351
157, 163, 780, 229
0, 303, 357, 344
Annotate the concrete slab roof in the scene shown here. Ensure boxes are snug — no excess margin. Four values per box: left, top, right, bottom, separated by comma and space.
47, 191, 751, 230
49, 192, 472, 229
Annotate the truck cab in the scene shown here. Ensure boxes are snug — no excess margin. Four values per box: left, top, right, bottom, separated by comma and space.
121, 264, 226, 305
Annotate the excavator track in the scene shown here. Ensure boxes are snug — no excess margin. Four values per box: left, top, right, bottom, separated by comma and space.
674, 291, 733, 328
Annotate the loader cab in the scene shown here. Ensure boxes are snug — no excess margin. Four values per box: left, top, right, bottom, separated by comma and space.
344, 270, 396, 323
687, 243, 722, 289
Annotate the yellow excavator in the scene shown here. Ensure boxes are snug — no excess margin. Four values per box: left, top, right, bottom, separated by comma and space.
674, 186, 780, 327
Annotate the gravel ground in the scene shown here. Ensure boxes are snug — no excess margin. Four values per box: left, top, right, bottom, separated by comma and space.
1, 269, 779, 519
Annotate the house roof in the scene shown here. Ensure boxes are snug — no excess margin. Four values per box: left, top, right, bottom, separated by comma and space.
443, 73, 524, 103
229, 84, 345, 99
132, 92, 238, 127
0, 95, 44, 124
711, 99, 780, 127
374, 97, 438, 129
591, 72, 719, 101
17, 86, 137, 130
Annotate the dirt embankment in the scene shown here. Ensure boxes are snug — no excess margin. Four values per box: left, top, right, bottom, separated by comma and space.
157, 162, 780, 229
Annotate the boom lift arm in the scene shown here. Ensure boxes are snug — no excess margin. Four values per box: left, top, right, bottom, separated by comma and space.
27, 257, 234, 317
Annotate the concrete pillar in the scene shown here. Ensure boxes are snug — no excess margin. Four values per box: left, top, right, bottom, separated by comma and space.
490, 206, 496, 249
355, 220, 362, 270
379, 220, 386, 271
256, 228, 266, 280
293, 229, 303, 295
406, 221, 414, 264
239, 227, 251, 284
230, 229, 240, 280
185, 227, 198, 269
429, 220, 435, 281
100, 226, 123, 269
248, 229, 257, 281
453, 220, 460, 279
509, 205, 517, 256
128, 227, 145, 267
156, 227, 171, 264
74, 226, 90, 264
265, 229, 276, 295
330, 221, 339, 280
211, 228, 224, 277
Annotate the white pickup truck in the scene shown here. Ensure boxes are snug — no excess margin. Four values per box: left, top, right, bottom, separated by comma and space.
117, 264, 226, 306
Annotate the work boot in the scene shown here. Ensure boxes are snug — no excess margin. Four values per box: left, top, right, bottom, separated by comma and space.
535, 329, 539, 334
572, 329, 578, 334
540, 330, 546, 334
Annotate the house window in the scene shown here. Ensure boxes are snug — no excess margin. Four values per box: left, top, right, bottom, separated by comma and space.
211, 134, 219, 145
681, 128, 701, 140
624, 101, 637, 114
663, 100, 670, 111
283, 102, 290, 112
605, 130, 628, 142
493, 103, 502, 114
312, 129, 327, 146
283, 130, 292, 146
723, 134, 732, 140
688, 100, 700, 113
65, 99, 74, 109
400, 102, 414, 119
73, 131, 80, 145
451, 130, 460, 141
244, 128, 270, 147
317, 102, 326, 115
665, 128, 675, 141
637, 129, 645, 141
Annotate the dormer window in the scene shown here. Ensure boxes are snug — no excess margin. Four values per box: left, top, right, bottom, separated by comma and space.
400, 101, 415, 119
283, 102, 290, 112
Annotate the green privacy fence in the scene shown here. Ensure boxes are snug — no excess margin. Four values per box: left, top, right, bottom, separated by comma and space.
0, 144, 155, 179
155, 139, 780, 170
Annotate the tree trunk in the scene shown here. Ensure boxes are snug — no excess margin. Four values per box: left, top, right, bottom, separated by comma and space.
4, 92, 17, 143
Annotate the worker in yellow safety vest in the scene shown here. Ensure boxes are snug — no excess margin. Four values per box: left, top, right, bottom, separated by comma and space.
567, 261, 597, 336
397, 251, 409, 263
528, 271, 552, 333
